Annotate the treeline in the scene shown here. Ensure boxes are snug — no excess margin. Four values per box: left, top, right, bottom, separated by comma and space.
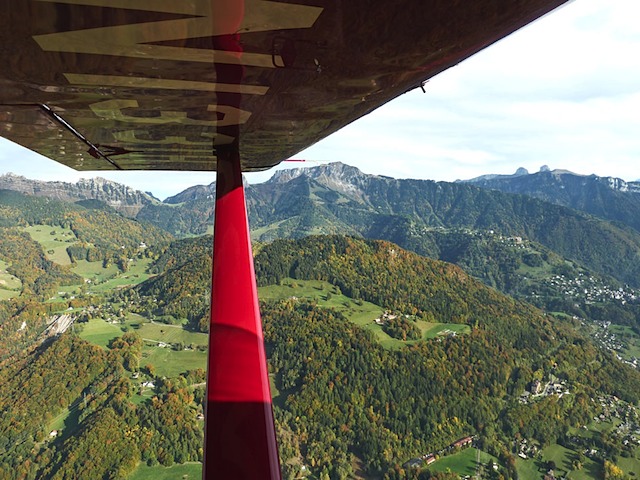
255, 236, 546, 340
380, 227, 640, 329
0, 335, 108, 478
0, 330, 204, 480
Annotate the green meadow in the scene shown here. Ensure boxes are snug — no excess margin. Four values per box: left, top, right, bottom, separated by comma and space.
0, 259, 22, 300
259, 278, 469, 350
429, 448, 498, 477
141, 347, 207, 378
515, 443, 604, 480
23, 225, 77, 265
72, 259, 120, 283
79, 316, 208, 377
78, 318, 123, 349
87, 258, 155, 292
127, 319, 208, 347
128, 462, 202, 480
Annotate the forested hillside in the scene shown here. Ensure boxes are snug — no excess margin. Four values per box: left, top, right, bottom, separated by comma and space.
463, 168, 640, 233
0, 190, 172, 266
1, 176, 640, 479
247, 165, 640, 290
131, 163, 640, 291
124, 234, 640, 478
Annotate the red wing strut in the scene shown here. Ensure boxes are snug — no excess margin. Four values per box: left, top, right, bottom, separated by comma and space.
204, 30, 281, 479
205, 147, 280, 479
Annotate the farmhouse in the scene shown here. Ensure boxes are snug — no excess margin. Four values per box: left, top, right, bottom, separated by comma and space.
453, 436, 473, 448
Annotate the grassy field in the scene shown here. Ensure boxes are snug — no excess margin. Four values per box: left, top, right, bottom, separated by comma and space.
72, 259, 120, 283
542, 444, 578, 477
127, 320, 208, 347
617, 452, 640, 478
421, 322, 471, 339
23, 225, 76, 265
141, 347, 207, 378
572, 419, 621, 436
516, 457, 543, 480
259, 278, 469, 350
48, 401, 81, 435
0, 289, 16, 301
0, 260, 21, 287
88, 258, 155, 293
610, 324, 640, 359
78, 315, 208, 377
250, 219, 287, 240
130, 388, 157, 406
46, 397, 83, 443
48, 406, 73, 433
429, 448, 498, 477
78, 318, 123, 348
128, 462, 202, 480
0, 259, 22, 300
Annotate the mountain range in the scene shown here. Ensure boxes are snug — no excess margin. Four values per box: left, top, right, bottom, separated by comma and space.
6, 162, 640, 236
4, 163, 640, 290
461, 166, 640, 233
0, 173, 158, 217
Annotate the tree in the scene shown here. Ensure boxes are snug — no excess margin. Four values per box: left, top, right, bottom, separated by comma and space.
604, 460, 625, 480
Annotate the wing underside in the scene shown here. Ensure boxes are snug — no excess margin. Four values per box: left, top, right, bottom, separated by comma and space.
0, 0, 569, 172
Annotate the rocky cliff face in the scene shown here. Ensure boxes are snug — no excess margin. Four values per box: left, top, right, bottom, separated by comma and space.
0, 173, 158, 217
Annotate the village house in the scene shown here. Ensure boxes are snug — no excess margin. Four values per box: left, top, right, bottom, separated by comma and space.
423, 454, 436, 465
453, 436, 473, 449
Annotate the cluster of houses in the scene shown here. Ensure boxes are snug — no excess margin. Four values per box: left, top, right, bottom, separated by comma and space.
519, 376, 570, 404
543, 273, 638, 305
403, 436, 474, 470
515, 438, 539, 459
595, 395, 640, 448
585, 319, 639, 369
374, 311, 400, 326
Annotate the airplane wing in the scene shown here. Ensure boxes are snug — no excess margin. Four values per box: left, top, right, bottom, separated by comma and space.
1, 0, 569, 173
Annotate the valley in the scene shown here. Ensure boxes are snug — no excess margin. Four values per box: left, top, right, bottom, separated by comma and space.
0, 166, 639, 479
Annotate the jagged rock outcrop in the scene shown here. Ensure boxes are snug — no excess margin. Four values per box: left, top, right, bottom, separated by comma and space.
0, 173, 158, 216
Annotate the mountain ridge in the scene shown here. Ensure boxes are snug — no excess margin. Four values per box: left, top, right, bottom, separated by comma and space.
0, 173, 159, 217
461, 167, 640, 233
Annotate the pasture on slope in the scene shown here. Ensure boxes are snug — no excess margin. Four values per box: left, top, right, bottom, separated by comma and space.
23, 225, 76, 265
0, 259, 21, 300
258, 278, 470, 350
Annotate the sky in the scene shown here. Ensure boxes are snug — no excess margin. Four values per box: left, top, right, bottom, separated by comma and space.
1, 0, 638, 201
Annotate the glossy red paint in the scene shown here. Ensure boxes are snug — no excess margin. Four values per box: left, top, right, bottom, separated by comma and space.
204, 149, 281, 479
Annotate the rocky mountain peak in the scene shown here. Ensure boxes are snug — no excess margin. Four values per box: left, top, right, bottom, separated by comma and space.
268, 162, 364, 183
267, 162, 371, 201
164, 181, 216, 204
